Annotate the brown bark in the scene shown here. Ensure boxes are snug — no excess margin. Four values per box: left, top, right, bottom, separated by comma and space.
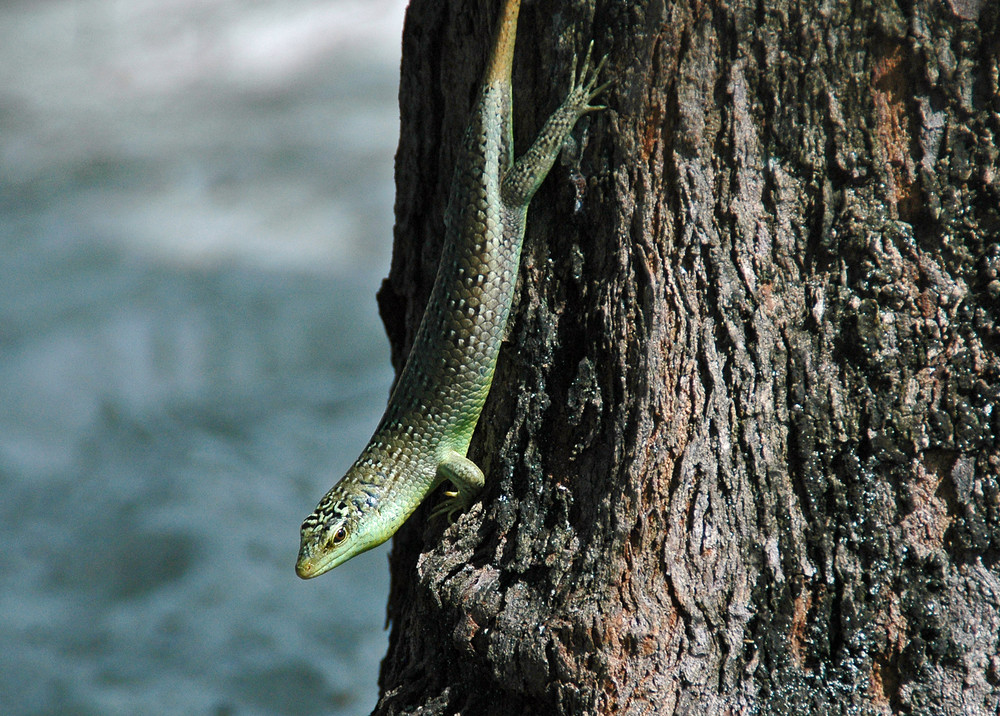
374, 0, 1000, 713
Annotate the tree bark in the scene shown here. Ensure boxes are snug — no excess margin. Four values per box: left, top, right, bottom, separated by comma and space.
374, 0, 1000, 713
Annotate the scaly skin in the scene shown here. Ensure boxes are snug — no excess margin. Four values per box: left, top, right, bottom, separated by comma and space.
296, 0, 608, 578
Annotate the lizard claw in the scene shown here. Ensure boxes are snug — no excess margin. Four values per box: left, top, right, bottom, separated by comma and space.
429, 490, 465, 524
570, 40, 612, 111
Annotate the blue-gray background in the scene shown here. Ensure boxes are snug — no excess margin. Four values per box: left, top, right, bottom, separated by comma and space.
1, 1, 407, 713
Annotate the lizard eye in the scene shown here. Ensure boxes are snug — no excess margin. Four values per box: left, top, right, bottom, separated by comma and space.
331, 526, 349, 546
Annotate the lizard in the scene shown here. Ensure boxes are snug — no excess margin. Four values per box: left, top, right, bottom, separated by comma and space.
296, 0, 608, 578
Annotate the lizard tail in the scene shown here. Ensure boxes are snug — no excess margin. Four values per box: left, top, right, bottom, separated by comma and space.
486, 0, 521, 85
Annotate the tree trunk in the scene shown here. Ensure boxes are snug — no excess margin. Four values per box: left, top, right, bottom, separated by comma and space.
374, 0, 1000, 713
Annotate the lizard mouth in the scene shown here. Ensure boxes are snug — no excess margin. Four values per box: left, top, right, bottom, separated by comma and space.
295, 558, 318, 579
295, 548, 333, 580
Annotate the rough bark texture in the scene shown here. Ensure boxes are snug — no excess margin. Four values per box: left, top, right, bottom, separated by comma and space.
373, 0, 1000, 713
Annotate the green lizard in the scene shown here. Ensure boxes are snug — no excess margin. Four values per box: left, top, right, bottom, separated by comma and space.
296, 0, 608, 578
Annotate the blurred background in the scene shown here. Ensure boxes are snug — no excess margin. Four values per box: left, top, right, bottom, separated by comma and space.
1, 0, 408, 713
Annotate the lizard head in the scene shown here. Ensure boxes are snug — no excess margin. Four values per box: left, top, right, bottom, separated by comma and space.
295, 490, 379, 578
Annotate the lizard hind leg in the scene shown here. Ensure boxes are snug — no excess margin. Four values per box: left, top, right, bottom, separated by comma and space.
430, 451, 486, 523
500, 40, 611, 209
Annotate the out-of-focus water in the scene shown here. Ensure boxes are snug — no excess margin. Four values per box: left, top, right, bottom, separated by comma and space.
1, 1, 407, 713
